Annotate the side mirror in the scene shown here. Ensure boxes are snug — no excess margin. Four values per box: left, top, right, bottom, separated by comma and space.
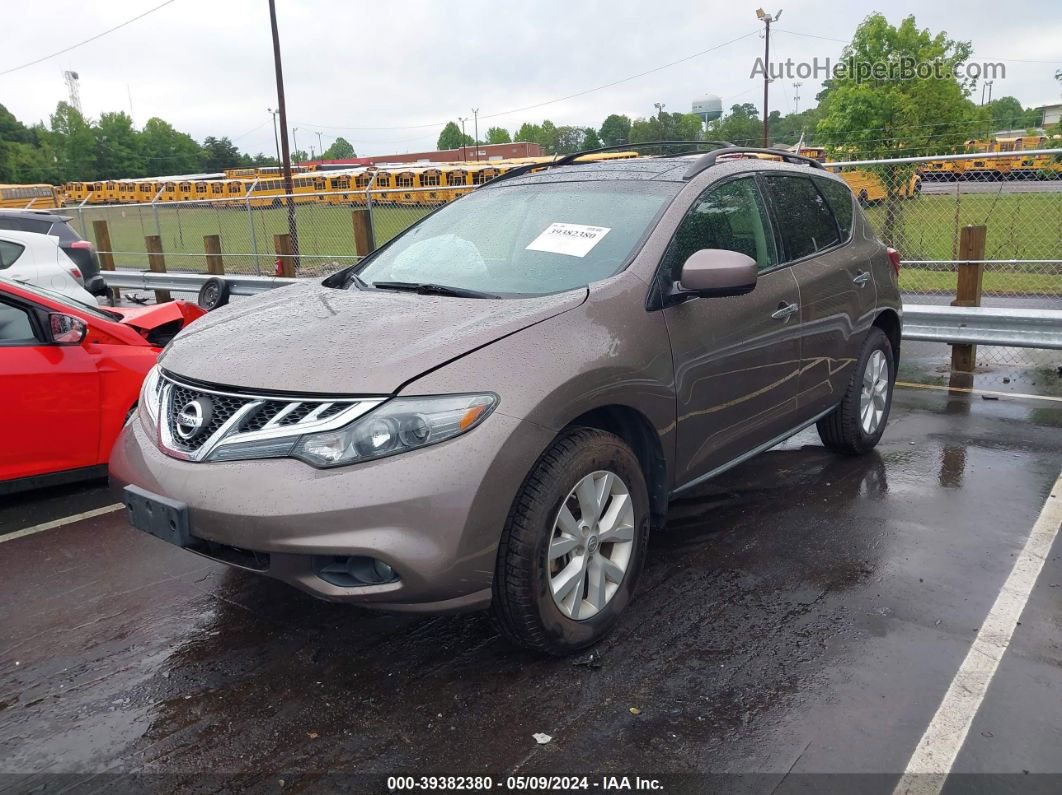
49, 313, 88, 345
678, 249, 758, 298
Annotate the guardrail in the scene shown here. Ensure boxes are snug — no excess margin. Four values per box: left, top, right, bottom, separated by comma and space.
100, 270, 1062, 350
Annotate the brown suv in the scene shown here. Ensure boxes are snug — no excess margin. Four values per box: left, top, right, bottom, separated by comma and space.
110, 146, 901, 654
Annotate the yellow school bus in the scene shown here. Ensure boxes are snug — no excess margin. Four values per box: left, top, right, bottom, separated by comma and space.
0, 184, 62, 209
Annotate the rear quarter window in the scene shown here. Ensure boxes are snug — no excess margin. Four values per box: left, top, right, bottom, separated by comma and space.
815, 178, 855, 239
0, 217, 52, 235
0, 239, 26, 269
761, 175, 840, 260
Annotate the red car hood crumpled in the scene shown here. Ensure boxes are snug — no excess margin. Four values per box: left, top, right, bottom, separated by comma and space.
108, 301, 206, 332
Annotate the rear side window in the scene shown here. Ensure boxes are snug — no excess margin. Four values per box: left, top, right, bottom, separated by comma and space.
663, 176, 778, 278
815, 178, 855, 239
761, 175, 840, 260
0, 302, 36, 343
0, 240, 26, 269
0, 216, 52, 235
49, 221, 81, 243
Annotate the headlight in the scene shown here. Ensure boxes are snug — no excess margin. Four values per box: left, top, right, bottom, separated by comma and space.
290, 393, 497, 468
140, 364, 162, 427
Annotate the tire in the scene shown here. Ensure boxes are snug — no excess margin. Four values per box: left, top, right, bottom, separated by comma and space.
197, 277, 230, 311
817, 327, 895, 455
491, 428, 650, 655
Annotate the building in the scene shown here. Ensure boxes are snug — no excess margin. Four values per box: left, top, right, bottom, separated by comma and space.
1036, 102, 1062, 127
308, 141, 543, 169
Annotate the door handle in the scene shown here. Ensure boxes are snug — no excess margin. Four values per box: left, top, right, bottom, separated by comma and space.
771, 301, 799, 320
852, 271, 871, 286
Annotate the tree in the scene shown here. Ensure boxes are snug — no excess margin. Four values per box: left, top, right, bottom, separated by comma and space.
598, 114, 631, 147
437, 121, 472, 150
291, 149, 310, 163
96, 112, 144, 178
553, 126, 585, 154
582, 127, 602, 149
514, 122, 543, 145
50, 102, 96, 181
201, 136, 241, 171
816, 13, 977, 243
322, 136, 356, 159
138, 117, 202, 174
984, 97, 1040, 133
485, 126, 511, 144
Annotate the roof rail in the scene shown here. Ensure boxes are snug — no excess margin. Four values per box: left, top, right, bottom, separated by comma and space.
482, 140, 736, 187
683, 146, 826, 179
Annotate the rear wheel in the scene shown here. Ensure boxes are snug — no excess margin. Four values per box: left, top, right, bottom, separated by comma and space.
817, 327, 894, 455
491, 428, 649, 655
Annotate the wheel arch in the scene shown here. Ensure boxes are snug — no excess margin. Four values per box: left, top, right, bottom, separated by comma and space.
563, 404, 669, 530
872, 308, 901, 372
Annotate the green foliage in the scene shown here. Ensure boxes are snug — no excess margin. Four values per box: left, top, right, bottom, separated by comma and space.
598, 114, 631, 147
629, 111, 705, 146
50, 102, 96, 182
513, 122, 542, 145
815, 13, 977, 158
485, 126, 511, 144
96, 112, 144, 178
437, 121, 473, 150
201, 136, 242, 171
139, 117, 202, 174
322, 136, 356, 159
582, 127, 602, 150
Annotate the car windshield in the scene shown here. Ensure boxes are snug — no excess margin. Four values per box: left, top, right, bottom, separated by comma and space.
354, 180, 678, 296
3, 278, 122, 321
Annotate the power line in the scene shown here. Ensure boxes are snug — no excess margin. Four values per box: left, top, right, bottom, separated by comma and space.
295, 29, 760, 132
0, 0, 178, 77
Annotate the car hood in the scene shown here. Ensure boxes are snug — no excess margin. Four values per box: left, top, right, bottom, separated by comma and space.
109, 301, 206, 332
159, 280, 588, 394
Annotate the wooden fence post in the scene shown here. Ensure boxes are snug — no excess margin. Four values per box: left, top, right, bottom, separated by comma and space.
92, 219, 120, 303
274, 233, 295, 277
352, 208, 375, 258
204, 235, 225, 275
144, 235, 171, 303
949, 224, 987, 381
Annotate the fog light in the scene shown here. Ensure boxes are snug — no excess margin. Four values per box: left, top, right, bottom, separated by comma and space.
314, 555, 399, 587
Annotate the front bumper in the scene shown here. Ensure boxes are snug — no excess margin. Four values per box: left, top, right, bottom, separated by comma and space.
108, 409, 552, 612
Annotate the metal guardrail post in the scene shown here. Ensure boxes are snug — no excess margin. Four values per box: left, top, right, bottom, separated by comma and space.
144, 235, 172, 303
950, 225, 987, 381
92, 219, 121, 304
204, 235, 225, 275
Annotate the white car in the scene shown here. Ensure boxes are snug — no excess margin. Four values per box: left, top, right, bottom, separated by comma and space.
0, 228, 98, 304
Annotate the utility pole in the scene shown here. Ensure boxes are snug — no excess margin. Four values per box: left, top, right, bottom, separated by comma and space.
756, 8, 782, 147
986, 80, 994, 105
792, 82, 802, 115
267, 108, 281, 165
316, 130, 324, 158
458, 117, 468, 162
292, 127, 300, 165
310, 144, 315, 160
267, 0, 298, 270
472, 108, 480, 160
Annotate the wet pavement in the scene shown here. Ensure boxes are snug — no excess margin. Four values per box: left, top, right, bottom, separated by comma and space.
1, 387, 1060, 792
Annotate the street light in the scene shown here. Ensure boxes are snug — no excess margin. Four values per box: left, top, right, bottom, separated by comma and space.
653, 102, 666, 117
292, 127, 300, 165
458, 116, 468, 162
472, 108, 480, 161
267, 108, 281, 165
756, 8, 783, 147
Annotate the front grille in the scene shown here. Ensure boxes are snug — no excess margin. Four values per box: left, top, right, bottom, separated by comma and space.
156, 373, 384, 462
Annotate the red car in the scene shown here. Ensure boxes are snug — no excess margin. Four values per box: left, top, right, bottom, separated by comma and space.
0, 278, 205, 494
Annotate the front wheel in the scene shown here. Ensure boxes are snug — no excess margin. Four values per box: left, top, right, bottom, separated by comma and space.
817, 327, 895, 455
491, 428, 649, 655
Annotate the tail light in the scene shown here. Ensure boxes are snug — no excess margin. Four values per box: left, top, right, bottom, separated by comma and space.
69, 240, 94, 250
68, 267, 83, 283
886, 248, 901, 278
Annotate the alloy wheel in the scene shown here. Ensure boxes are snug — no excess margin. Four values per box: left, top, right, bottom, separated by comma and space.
860, 349, 889, 434
547, 470, 635, 620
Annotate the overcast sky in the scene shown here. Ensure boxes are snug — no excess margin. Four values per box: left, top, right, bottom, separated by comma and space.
1, 0, 1059, 158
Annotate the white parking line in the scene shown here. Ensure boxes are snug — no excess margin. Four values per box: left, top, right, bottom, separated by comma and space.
893, 471, 1062, 795
0, 504, 124, 544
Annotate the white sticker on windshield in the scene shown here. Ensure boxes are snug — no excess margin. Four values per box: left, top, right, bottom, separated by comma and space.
525, 223, 611, 258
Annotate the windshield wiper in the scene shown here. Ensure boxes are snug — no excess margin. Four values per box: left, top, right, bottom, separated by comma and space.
370, 281, 499, 299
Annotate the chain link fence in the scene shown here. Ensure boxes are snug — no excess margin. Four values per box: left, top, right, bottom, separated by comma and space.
71, 150, 1061, 388
829, 149, 1061, 386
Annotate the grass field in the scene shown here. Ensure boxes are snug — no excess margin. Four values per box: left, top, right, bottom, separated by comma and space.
75, 191, 1061, 296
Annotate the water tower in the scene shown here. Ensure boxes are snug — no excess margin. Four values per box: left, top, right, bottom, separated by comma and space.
692, 94, 723, 124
